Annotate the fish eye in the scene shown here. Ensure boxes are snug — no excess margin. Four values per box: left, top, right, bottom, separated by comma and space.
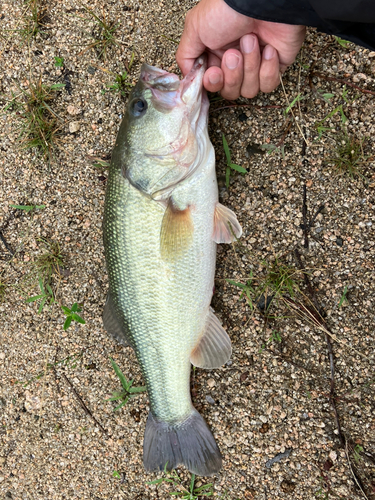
131, 98, 147, 117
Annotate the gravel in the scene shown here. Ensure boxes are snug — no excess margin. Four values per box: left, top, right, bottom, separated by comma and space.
0, 1, 374, 499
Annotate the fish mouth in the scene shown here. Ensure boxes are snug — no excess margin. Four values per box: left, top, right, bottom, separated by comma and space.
140, 56, 207, 129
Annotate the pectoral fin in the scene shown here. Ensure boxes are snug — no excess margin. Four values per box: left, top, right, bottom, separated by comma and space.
160, 198, 194, 261
190, 308, 232, 369
212, 203, 242, 244
103, 292, 132, 348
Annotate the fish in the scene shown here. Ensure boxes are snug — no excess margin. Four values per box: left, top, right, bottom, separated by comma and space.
102, 57, 242, 476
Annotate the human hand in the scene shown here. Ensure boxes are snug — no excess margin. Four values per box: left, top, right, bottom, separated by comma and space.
176, 0, 306, 100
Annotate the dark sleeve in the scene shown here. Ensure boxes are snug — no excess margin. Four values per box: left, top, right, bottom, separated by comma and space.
224, 0, 375, 50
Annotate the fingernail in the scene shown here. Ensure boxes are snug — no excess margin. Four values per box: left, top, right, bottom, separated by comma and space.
241, 35, 255, 54
263, 46, 275, 61
225, 53, 240, 70
208, 73, 221, 85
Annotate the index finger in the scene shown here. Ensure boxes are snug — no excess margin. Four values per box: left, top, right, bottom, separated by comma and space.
176, 11, 207, 76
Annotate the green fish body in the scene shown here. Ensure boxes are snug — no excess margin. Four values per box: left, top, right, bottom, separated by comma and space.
103, 58, 241, 476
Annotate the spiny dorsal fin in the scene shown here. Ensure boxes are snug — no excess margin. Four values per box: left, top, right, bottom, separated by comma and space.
212, 202, 242, 244
103, 292, 132, 348
160, 198, 194, 261
190, 308, 232, 369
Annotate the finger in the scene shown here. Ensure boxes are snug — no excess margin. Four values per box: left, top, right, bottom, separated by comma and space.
239, 34, 260, 99
221, 49, 243, 101
259, 45, 280, 93
176, 9, 206, 76
203, 67, 224, 93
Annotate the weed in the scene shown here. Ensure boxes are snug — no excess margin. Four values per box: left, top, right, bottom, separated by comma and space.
5, 79, 63, 160
335, 36, 350, 48
61, 303, 86, 330
325, 131, 366, 178
29, 238, 64, 284
259, 331, 282, 353
284, 93, 306, 114
353, 444, 364, 463
315, 85, 354, 139
21, 238, 64, 311
227, 271, 256, 312
10, 204, 45, 213
315, 487, 329, 499
228, 255, 301, 315
148, 464, 213, 498
112, 470, 121, 479
18, 352, 83, 387
260, 143, 286, 160
26, 276, 55, 313
0, 275, 7, 303
19, 0, 48, 41
102, 70, 134, 97
80, 7, 120, 60
107, 358, 146, 411
338, 285, 349, 308
222, 134, 247, 188
54, 57, 64, 68
91, 158, 110, 169
316, 89, 335, 102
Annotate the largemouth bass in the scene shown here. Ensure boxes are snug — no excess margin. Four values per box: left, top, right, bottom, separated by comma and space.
103, 57, 242, 476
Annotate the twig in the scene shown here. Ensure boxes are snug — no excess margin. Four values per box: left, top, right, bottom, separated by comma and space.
275, 119, 292, 148
0, 230, 14, 256
302, 185, 309, 249
311, 72, 375, 97
294, 250, 370, 499
299, 185, 325, 249
59, 371, 107, 434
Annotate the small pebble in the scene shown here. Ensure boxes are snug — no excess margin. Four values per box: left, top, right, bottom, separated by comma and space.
69, 121, 80, 133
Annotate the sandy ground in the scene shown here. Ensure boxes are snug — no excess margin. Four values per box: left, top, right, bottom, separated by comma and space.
0, 1, 374, 499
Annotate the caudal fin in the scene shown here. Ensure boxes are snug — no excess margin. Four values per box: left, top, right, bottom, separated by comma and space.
143, 409, 222, 476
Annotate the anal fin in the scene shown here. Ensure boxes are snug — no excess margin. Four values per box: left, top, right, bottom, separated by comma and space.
212, 202, 242, 244
190, 308, 232, 369
103, 292, 132, 348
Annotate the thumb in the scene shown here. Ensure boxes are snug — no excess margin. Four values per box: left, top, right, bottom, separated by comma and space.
176, 10, 207, 76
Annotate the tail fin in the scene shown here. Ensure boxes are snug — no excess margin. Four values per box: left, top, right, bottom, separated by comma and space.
143, 409, 222, 476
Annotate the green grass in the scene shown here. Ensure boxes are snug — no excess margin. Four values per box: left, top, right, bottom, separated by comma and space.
61, 303, 86, 330
338, 285, 349, 308
19, 0, 48, 41
22, 238, 64, 312
325, 131, 367, 178
222, 134, 247, 188
26, 275, 55, 313
10, 204, 45, 213
5, 78, 64, 161
0, 274, 7, 304
102, 68, 134, 98
80, 7, 120, 60
259, 331, 282, 353
54, 56, 64, 68
148, 464, 213, 498
29, 238, 64, 284
107, 358, 146, 411
17, 351, 83, 387
228, 255, 301, 315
